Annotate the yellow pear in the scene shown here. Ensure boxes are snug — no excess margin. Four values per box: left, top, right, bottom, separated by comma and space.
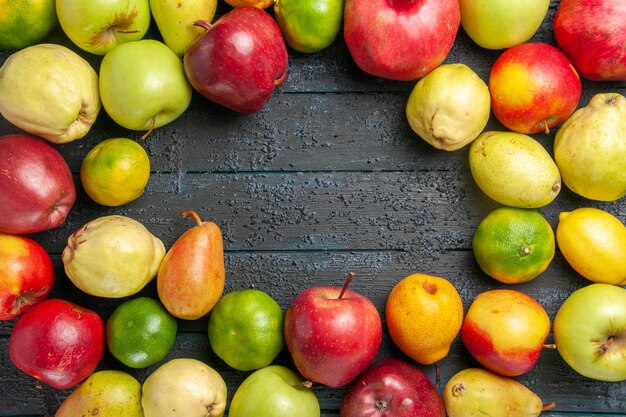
443, 368, 553, 417
55, 370, 144, 417
150, 0, 218, 57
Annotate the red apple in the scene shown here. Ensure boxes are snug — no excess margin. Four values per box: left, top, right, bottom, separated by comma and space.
8, 298, 104, 389
0, 134, 76, 235
553, 0, 626, 81
344, 0, 460, 81
183, 7, 288, 113
460, 289, 550, 377
0, 233, 54, 320
283, 273, 383, 388
489, 42, 582, 134
340, 358, 445, 417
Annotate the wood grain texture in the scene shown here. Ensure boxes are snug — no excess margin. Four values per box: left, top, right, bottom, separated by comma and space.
1, 0, 625, 415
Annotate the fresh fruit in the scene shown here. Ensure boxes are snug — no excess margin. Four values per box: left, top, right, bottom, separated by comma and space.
62, 215, 166, 298
459, 0, 549, 49
150, 0, 218, 57
56, 0, 151, 55
461, 289, 550, 376
556, 207, 626, 286
553, 93, 626, 201
553, 0, 626, 81
0, 233, 54, 320
158, 210, 225, 320
274, 0, 343, 53
443, 368, 552, 417
283, 273, 382, 388
385, 273, 463, 365
207, 288, 283, 371
99, 39, 192, 133
0, 0, 59, 50
183, 7, 288, 113
80, 137, 151, 207
0, 44, 100, 144
0, 134, 76, 235
468, 131, 561, 208
224, 0, 273, 8
406, 63, 490, 151
141, 358, 227, 417
553, 283, 626, 382
55, 370, 144, 417
472, 207, 555, 284
8, 299, 104, 389
344, 0, 460, 81
489, 42, 582, 134
340, 358, 445, 417
228, 365, 320, 417
106, 297, 177, 368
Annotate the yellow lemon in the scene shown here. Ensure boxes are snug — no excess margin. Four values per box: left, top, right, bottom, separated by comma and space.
385, 273, 464, 365
473, 207, 555, 284
80, 138, 150, 207
556, 207, 626, 285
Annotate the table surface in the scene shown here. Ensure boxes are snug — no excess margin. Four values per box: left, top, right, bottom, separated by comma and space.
1, 1, 625, 416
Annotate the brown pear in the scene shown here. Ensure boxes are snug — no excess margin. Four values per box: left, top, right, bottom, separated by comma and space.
443, 368, 555, 417
157, 210, 225, 320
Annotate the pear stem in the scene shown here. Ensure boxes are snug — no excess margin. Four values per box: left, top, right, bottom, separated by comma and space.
116, 28, 141, 34
193, 20, 212, 30
435, 361, 441, 387
140, 115, 157, 141
541, 402, 557, 411
543, 343, 557, 349
338, 272, 355, 299
183, 210, 203, 227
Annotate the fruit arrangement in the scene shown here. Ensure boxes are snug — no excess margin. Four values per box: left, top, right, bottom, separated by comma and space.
1, 0, 625, 416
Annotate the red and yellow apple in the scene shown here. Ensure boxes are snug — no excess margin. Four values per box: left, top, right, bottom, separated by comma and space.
489, 42, 581, 134
461, 289, 550, 376
0, 233, 54, 320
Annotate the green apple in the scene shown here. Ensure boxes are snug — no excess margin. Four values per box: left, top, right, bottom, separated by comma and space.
229, 365, 320, 417
99, 39, 192, 132
150, 0, 218, 57
553, 283, 626, 382
56, 0, 151, 55
459, 0, 549, 49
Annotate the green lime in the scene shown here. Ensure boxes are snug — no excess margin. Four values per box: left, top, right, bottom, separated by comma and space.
472, 207, 555, 284
80, 138, 151, 207
106, 297, 177, 369
0, 0, 59, 50
208, 289, 284, 371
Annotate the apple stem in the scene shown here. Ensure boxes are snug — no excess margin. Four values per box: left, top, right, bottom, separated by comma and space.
292, 380, 313, 389
183, 210, 204, 227
543, 343, 557, 349
193, 20, 212, 31
275, 71, 287, 86
116, 28, 141, 34
338, 272, 355, 299
541, 402, 557, 412
543, 119, 550, 134
140, 116, 157, 141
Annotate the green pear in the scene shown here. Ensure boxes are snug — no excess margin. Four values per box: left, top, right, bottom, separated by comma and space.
459, 0, 549, 50
443, 368, 552, 417
55, 370, 144, 417
150, 0, 218, 57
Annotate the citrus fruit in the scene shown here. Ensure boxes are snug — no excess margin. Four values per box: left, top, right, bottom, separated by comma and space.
385, 273, 464, 365
207, 288, 284, 371
556, 207, 626, 285
0, 0, 58, 50
80, 138, 150, 207
472, 207, 555, 284
106, 297, 177, 368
